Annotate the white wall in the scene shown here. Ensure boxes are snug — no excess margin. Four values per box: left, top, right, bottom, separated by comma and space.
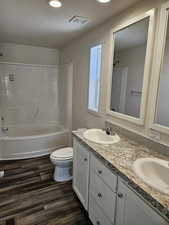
59, 64, 73, 130
0, 43, 60, 65
60, 0, 169, 148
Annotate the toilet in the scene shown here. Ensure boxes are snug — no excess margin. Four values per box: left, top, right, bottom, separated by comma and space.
50, 147, 73, 182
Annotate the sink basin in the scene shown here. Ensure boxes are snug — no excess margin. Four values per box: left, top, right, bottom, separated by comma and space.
83, 129, 120, 145
133, 158, 169, 195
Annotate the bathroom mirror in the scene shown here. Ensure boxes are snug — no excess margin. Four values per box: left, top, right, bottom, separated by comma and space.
155, 13, 169, 127
107, 11, 155, 124
150, 3, 169, 133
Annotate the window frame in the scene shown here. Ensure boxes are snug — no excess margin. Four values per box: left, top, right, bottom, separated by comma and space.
87, 43, 103, 116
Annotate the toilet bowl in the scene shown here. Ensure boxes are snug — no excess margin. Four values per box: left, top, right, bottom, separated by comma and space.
50, 147, 73, 182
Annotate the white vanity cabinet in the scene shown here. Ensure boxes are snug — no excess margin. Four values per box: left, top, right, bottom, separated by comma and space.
73, 139, 90, 210
72, 137, 169, 225
116, 180, 168, 225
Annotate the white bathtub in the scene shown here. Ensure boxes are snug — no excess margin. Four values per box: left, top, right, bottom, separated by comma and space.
0, 125, 70, 160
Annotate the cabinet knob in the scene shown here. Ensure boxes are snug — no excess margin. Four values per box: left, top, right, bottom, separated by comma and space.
97, 193, 102, 198
84, 158, 88, 162
118, 193, 123, 198
98, 170, 102, 174
96, 221, 101, 225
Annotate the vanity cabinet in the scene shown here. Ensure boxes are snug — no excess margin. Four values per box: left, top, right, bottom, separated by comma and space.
73, 139, 90, 210
72, 138, 168, 225
116, 180, 168, 225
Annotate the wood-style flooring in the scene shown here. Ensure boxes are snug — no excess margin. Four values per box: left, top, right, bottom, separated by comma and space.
0, 156, 92, 225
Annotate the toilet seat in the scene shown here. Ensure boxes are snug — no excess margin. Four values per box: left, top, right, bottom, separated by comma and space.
51, 147, 73, 161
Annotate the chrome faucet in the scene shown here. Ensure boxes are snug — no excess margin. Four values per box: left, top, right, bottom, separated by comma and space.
105, 127, 115, 136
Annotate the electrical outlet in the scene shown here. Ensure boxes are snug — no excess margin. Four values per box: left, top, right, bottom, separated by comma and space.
149, 129, 161, 141
0, 171, 4, 178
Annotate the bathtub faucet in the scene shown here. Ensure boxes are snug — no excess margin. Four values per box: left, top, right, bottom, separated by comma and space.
1, 127, 8, 132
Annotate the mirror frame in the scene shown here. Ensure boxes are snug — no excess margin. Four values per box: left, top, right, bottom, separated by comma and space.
106, 9, 155, 125
149, 2, 169, 134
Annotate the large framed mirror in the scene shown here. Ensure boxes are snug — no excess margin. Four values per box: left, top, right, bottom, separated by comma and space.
107, 10, 155, 125
150, 2, 169, 134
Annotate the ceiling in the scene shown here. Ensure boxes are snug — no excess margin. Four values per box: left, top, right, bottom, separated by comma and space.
114, 17, 149, 52
0, 0, 140, 49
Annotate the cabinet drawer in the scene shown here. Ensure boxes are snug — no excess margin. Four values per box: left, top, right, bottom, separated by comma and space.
90, 170, 116, 224
91, 154, 117, 192
89, 195, 113, 225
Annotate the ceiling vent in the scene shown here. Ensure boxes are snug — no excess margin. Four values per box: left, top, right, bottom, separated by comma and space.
69, 16, 89, 25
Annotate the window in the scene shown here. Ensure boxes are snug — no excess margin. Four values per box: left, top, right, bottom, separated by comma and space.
88, 44, 102, 112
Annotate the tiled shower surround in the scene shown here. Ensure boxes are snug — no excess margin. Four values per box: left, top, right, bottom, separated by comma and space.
0, 63, 66, 128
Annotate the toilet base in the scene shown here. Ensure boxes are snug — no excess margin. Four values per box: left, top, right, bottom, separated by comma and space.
53, 166, 72, 182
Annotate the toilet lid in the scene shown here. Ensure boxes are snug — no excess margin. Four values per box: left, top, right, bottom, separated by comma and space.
51, 147, 73, 160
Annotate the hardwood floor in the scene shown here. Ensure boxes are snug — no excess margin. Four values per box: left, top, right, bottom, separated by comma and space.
0, 156, 92, 225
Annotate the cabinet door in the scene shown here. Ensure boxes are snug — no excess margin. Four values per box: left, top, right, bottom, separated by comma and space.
116, 180, 168, 225
73, 139, 90, 210
89, 195, 112, 225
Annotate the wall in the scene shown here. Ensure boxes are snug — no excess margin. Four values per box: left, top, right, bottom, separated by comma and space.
0, 43, 60, 65
59, 64, 73, 131
60, 0, 169, 148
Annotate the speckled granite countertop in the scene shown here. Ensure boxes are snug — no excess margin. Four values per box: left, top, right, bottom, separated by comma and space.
72, 130, 169, 221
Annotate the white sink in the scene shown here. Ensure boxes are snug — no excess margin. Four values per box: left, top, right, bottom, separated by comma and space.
83, 129, 120, 145
133, 158, 169, 195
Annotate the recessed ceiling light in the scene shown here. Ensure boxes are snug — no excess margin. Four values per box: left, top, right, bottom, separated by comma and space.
96, 0, 111, 3
49, 0, 62, 8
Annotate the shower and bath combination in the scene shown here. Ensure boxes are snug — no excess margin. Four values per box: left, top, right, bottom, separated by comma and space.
0, 62, 73, 160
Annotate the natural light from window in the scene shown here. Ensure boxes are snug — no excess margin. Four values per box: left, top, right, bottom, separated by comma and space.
88, 44, 102, 112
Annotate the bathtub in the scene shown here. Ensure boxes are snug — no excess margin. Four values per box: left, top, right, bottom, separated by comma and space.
0, 125, 70, 160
